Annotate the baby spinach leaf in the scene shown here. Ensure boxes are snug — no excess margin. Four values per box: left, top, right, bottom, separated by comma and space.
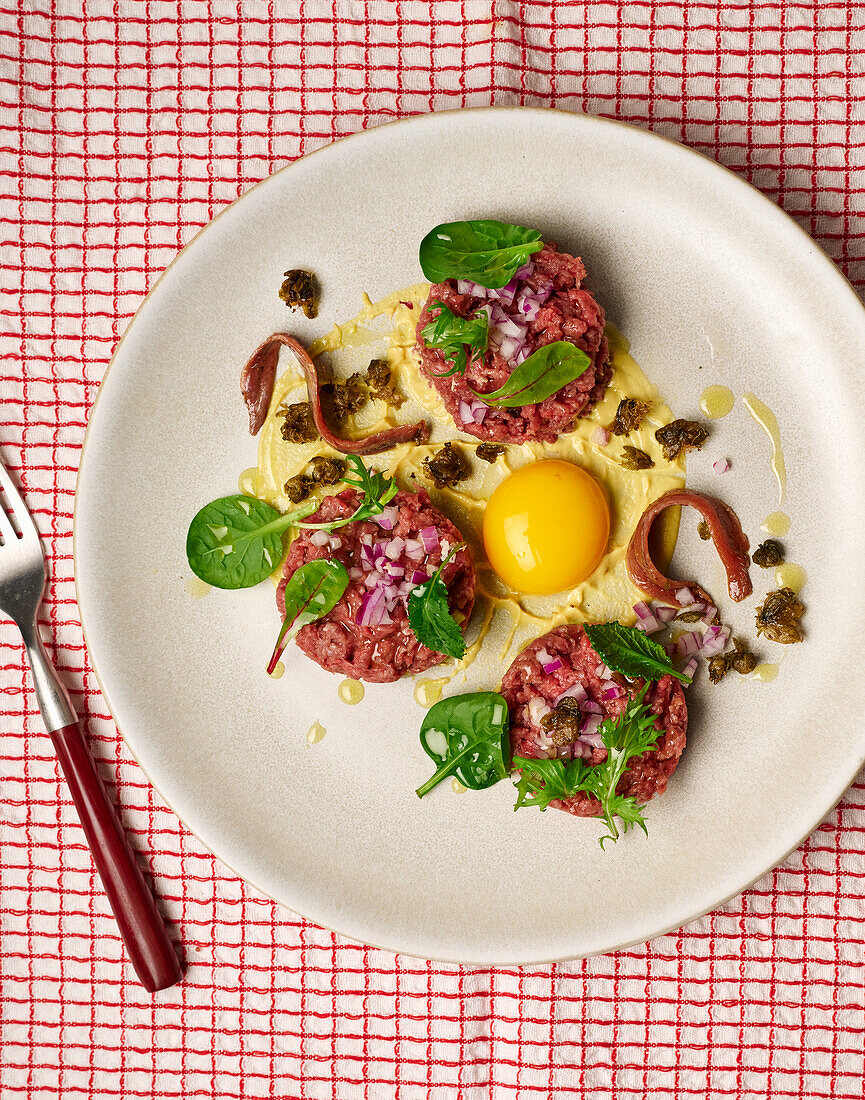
188, 459, 396, 590
469, 341, 590, 407
421, 302, 488, 378
407, 545, 466, 659
419, 219, 543, 289
266, 560, 349, 674
513, 684, 662, 847
186, 495, 317, 590
416, 691, 511, 797
584, 622, 692, 684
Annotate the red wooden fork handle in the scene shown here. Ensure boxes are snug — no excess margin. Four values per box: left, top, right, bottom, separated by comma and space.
49, 722, 183, 992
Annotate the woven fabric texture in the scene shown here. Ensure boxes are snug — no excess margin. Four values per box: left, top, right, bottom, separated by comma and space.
2, 3, 864, 1098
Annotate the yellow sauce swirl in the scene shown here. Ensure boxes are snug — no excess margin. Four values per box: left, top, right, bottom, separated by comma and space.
254, 286, 685, 690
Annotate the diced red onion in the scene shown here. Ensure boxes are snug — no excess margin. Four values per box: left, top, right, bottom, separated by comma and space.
700, 625, 730, 658
582, 700, 603, 715
471, 399, 488, 424
527, 697, 551, 727
581, 715, 602, 739
496, 316, 525, 339
592, 427, 610, 446
600, 680, 622, 700
357, 588, 387, 627
385, 562, 404, 578
310, 530, 329, 547
677, 631, 703, 657
419, 526, 439, 553
542, 658, 563, 674
516, 294, 540, 321
410, 569, 427, 585
330, 536, 342, 550
580, 728, 605, 749
713, 458, 730, 473
701, 605, 718, 626
404, 539, 424, 560
651, 602, 679, 623
384, 537, 405, 560
555, 683, 587, 706
498, 336, 519, 360
376, 506, 398, 531
634, 600, 662, 634
683, 656, 699, 679
676, 587, 694, 605
457, 400, 474, 424
596, 663, 612, 678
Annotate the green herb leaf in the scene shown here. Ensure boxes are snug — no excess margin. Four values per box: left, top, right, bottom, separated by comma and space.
295, 454, 398, 530
421, 302, 488, 378
407, 544, 467, 659
469, 341, 590, 408
419, 219, 544, 289
266, 560, 349, 674
584, 622, 692, 684
512, 755, 592, 811
186, 495, 317, 590
512, 684, 663, 847
416, 691, 510, 797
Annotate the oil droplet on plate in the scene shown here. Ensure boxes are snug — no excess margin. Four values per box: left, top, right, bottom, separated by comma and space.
306, 721, 326, 744
414, 679, 445, 708
451, 778, 467, 794
752, 663, 779, 683
184, 576, 211, 599
762, 511, 790, 537
775, 563, 807, 593
699, 385, 734, 419
269, 661, 285, 679
743, 393, 787, 504
338, 678, 364, 705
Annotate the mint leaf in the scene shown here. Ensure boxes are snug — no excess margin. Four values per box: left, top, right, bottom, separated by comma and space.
407, 545, 466, 659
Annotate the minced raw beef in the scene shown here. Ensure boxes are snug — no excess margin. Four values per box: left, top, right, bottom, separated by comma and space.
500, 624, 687, 816
416, 243, 611, 444
277, 488, 475, 682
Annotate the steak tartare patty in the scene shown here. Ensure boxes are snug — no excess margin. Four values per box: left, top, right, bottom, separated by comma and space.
415, 243, 612, 444
500, 625, 687, 816
277, 488, 475, 683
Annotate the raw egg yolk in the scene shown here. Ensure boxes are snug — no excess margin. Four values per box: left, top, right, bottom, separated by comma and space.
482, 460, 610, 595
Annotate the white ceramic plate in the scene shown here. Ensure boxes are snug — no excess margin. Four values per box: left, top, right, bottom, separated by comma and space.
75, 108, 865, 964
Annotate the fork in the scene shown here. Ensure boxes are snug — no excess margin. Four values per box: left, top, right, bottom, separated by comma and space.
0, 457, 183, 992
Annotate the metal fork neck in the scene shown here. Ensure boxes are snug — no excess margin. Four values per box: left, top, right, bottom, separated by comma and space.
23, 626, 77, 733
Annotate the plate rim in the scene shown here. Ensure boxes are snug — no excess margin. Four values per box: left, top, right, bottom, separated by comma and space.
73, 105, 865, 964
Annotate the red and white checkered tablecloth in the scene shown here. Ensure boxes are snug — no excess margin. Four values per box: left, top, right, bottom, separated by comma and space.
2, 3, 864, 1098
